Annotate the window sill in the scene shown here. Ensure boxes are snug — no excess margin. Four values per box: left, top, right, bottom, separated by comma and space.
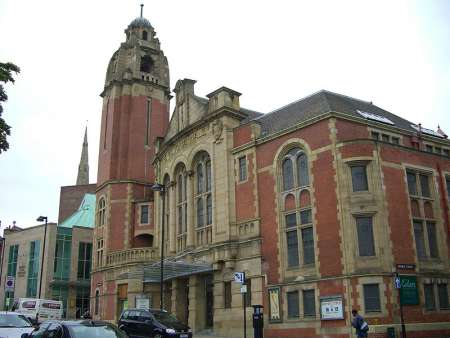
286, 264, 316, 271
409, 194, 434, 201
285, 315, 317, 322
418, 257, 441, 263
237, 178, 249, 185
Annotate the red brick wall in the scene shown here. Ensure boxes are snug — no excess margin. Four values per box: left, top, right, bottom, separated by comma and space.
335, 119, 369, 142
58, 184, 96, 223
233, 124, 253, 147
258, 170, 279, 284
255, 117, 450, 338
313, 149, 343, 277
235, 153, 257, 221
256, 119, 337, 284
97, 95, 168, 185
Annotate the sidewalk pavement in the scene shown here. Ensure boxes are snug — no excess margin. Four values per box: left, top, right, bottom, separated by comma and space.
194, 330, 241, 338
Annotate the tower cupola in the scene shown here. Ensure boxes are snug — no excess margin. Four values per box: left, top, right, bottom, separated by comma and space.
125, 4, 154, 44
97, 5, 170, 185
103, 4, 169, 91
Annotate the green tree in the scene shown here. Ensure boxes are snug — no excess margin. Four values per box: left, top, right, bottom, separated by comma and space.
0, 62, 20, 154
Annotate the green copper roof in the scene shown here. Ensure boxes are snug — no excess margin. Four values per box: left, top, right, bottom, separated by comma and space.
59, 193, 96, 228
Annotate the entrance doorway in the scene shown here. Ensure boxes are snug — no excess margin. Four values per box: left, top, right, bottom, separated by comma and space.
205, 275, 214, 328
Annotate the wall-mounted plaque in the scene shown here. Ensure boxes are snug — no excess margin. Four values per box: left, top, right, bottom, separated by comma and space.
320, 295, 344, 320
268, 287, 282, 323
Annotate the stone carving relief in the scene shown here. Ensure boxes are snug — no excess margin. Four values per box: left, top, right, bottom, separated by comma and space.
211, 119, 223, 143
160, 125, 209, 163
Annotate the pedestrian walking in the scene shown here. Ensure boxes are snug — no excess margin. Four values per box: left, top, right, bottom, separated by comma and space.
351, 309, 369, 337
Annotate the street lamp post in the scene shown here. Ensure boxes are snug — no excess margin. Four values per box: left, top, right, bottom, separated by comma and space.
36, 216, 48, 299
151, 183, 165, 311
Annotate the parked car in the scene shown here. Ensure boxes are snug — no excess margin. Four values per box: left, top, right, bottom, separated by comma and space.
0, 311, 34, 338
20, 320, 127, 338
12, 298, 63, 323
118, 308, 192, 338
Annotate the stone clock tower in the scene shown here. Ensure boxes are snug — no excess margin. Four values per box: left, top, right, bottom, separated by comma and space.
92, 6, 170, 320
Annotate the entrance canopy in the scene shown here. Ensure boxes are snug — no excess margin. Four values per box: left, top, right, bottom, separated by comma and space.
116, 260, 213, 282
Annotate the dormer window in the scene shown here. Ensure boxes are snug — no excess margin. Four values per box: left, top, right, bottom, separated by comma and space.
142, 30, 148, 40
140, 55, 153, 73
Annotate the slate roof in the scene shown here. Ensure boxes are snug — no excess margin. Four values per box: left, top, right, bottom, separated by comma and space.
255, 90, 426, 138
59, 193, 95, 229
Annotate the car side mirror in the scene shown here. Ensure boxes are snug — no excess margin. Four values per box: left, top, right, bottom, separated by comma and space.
145, 319, 153, 324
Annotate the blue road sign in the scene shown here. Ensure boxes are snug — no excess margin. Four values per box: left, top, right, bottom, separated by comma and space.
395, 277, 401, 289
234, 272, 245, 284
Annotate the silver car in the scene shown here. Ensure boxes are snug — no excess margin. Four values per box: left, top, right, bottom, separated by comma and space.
0, 311, 34, 338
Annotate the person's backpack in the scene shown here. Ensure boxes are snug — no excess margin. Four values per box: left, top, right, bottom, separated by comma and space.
360, 320, 369, 332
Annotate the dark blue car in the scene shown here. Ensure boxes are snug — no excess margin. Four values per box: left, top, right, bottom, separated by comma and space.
118, 309, 192, 338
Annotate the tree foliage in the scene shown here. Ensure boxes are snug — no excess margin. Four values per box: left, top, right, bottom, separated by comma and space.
0, 62, 20, 154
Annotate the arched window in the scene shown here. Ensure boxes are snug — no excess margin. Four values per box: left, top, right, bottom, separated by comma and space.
282, 159, 293, 190
280, 147, 315, 269
206, 194, 212, 225
197, 163, 204, 193
297, 153, 309, 186
175, 165, 187, 251
140, 55, 153, 73
197, 198, 204, 227
194, 152, 212, 245
163, 175, 170, 251
97, 198, 106, 227
281, 148, 309, 191
142, 30, 148, 40
94, 289, 99, 315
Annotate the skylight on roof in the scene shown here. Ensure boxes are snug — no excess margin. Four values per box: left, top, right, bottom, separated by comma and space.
357, 110, 395, 125
410, 124, 444, 138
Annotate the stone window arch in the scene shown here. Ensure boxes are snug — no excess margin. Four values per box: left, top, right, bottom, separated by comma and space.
175, 165, 187, 251
97, 197, 106, 227
282, 148, 309, 191
142, 30, 148, 40
194, 151, 212, 246
278, 146, 315, 270
140, 55, 153, 73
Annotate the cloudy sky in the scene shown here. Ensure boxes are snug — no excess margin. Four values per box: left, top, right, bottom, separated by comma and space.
0, 0, 449, 230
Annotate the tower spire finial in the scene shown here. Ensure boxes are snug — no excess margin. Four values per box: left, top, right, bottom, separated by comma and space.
76, 126, 89, 185
140, 4, 144, 18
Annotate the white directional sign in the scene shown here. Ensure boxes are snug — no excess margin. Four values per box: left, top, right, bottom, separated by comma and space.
234, 272, 245, 284
394, 277, 401, 289
5, 276, 15, 292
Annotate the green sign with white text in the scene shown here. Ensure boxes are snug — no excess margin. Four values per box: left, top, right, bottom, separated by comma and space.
399, 276, 418, 305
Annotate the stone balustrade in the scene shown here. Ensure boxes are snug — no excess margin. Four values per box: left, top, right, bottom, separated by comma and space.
106, 247, 158, 267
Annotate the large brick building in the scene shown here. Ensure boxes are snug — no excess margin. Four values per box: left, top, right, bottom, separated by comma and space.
91, 8, 450, 338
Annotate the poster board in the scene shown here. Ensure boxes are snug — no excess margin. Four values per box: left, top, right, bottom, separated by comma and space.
268, 287, 282, 323
320, 295, 344, 320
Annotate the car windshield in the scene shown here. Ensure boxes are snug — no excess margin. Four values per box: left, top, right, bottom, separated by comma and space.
68, 324, 127, 338
152, 311, 180, 324
0, 314, 32, 328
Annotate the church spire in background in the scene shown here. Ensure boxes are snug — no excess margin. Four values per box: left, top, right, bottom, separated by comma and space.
76, 126, 89, 185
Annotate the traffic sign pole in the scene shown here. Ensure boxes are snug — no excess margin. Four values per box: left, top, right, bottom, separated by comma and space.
395, 272, 407, 338
234, 272, 247, 338
243, 288, 246, 338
